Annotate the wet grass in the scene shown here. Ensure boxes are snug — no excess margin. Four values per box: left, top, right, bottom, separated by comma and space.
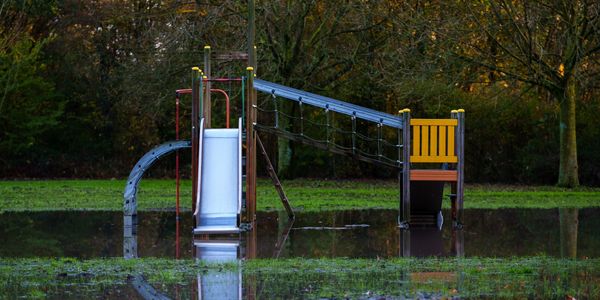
1, 178, 599, 212
1, 257, 599, 298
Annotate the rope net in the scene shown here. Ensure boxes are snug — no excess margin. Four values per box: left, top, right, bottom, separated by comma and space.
254, 92, 405, 168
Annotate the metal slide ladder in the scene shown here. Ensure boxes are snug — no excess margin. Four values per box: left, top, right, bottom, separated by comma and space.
193, 118, 243, 234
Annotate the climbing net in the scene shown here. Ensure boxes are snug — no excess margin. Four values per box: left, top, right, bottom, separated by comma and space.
253, 91, 405, 168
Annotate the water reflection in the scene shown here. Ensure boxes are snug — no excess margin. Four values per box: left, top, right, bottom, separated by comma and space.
194, 240, 242, 300
400, 228, 464, 257
1, 208, 596, 258
129, 274, 170, 300
559, 208, 579, 258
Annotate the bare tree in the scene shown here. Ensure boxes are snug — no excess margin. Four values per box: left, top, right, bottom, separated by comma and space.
455, 0, 600, 187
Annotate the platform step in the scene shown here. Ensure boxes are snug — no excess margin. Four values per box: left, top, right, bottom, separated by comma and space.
194, 226, 240, 234
410, 214, 437, 225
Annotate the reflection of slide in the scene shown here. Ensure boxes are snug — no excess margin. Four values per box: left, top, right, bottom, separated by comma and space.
195, 240, 242, 300
194, 118, 242, 234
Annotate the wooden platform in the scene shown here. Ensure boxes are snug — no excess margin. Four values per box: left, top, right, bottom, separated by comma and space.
410, 170, 458, 181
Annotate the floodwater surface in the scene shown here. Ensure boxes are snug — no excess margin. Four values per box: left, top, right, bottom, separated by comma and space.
2, 208, 599, 299
1, 208, 598, 259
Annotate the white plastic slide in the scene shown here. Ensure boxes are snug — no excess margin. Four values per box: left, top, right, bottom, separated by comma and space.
193, 118, 242, 234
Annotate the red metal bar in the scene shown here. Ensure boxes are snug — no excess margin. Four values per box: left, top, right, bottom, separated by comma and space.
176, 88, 192, 94
210, 88, 230, 128
175, 92, 181, 259
176, 88, 231, 128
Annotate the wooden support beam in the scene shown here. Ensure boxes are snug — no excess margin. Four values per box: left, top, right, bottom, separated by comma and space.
213, 51, 249, 61
245, 67, 257, 223
456, 109, 465, 227
256, 134, 294, 220
400, 109, 411, 229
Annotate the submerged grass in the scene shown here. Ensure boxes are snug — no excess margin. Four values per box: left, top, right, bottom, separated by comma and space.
1, 257, 599, 298
1, 179, 599, 212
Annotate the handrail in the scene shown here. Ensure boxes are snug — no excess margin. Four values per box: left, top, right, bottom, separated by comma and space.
193, 118, 205, 217
254, 79, 404, 129
175, 88, 231, 128
211, 89, 230, 128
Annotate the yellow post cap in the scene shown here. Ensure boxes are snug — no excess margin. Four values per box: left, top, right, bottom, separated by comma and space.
204, 45, 211, 49
192, 67, 200, 71
246, 66, 254, 71
457, 109, 465, 113
404, 108, 410, 113
451, 109, 458, 113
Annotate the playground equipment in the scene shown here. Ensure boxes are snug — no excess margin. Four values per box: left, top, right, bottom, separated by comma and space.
123, 45, 465, 246
193, 117, 243, 234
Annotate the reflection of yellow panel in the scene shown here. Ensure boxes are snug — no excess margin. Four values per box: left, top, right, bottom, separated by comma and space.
413, 125, 420, 156
411, 119, 458, 126
177, 4, 196, 14
439, 126, 447, 156
410, 272, 457, 283
430, 126, 437, 156
411, 155, 458, 163
422, 126, 429, 157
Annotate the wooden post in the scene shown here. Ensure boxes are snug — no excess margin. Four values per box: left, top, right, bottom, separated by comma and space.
247, 0, 256, 69
450, 110, 458, 225
456, 109, 465, 227
191, 67, 201, 215
399, 109, 411, 229
203, 45, 212, 128
246, 67, 257, 223
257, 133, 294, 220
399, 228, 411, 257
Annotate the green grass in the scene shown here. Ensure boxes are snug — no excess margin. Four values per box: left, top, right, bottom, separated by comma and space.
1, 257, 599, 298
1, 179, 599, 212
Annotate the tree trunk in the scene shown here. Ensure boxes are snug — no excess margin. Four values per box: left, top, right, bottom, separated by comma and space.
557, 76, 579, 187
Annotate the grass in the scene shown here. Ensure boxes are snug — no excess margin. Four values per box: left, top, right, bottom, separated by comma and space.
1, 257, 598, 298
1, 178, 599, 212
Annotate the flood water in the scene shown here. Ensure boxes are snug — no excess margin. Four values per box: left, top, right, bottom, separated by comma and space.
1, 208, 598, 259
2, 208, 599, 299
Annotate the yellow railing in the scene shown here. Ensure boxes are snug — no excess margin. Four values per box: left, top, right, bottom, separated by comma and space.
410, 118, 458, 163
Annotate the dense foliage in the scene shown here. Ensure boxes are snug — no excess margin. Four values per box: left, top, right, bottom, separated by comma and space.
1, 1, 599, 185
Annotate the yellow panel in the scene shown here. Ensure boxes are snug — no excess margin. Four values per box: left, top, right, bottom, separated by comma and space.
422, 126, 429, 156
439, 126, 447, 156
448, 126, 455, 156
413, 125, 420, 156
430, 126, 437, 156
411, 155, 458, 163
411, 119, 458, 126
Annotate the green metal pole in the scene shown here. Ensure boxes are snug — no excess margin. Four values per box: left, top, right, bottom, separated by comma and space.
203, 45, 211, 127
